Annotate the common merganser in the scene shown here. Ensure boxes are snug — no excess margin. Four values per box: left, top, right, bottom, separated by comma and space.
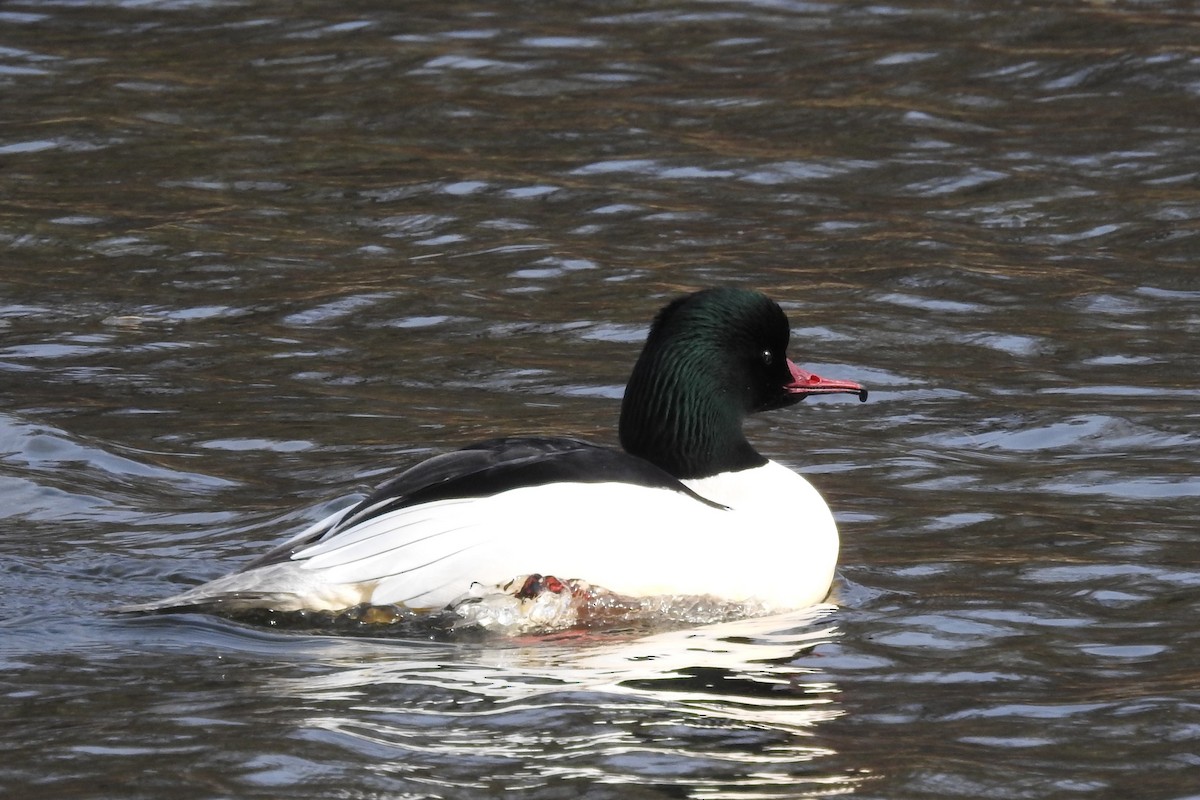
124, 288, 866, 620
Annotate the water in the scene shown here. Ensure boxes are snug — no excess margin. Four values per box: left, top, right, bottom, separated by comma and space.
2, 0, 1198, 797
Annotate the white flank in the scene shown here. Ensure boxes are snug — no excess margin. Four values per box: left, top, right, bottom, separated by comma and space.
142, 459, 840, 614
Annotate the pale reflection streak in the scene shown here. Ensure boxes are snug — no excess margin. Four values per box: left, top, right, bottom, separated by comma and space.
271, 606, 855, 796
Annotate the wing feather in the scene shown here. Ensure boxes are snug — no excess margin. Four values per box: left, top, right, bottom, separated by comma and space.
245, 436, 710, 569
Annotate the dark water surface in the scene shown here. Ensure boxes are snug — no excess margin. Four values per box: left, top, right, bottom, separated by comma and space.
2, 1, 1198, 797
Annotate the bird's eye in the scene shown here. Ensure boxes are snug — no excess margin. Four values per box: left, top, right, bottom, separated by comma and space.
760, 349, 774, 366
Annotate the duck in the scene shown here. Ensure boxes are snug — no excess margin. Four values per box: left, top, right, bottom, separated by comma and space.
123, 288, 866, 621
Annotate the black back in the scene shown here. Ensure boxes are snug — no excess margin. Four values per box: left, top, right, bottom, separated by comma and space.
248, 436, 722, 568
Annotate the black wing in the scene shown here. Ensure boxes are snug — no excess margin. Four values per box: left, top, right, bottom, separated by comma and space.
247, 436, 718, 569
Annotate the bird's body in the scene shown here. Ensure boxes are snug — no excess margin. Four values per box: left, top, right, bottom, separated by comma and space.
124, 288, 865, 626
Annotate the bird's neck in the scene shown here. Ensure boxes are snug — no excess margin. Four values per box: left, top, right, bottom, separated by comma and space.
619, 362, 766, 479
